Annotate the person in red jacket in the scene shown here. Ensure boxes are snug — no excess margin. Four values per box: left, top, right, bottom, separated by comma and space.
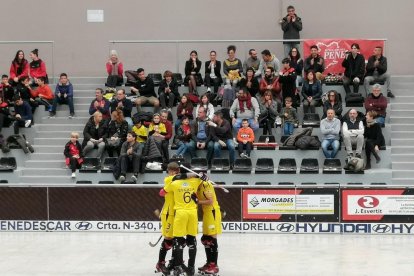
29, 49, 47, 85
106, 50, 124, 89
31, 77, 54, 111
237, 119, 255, 158
9, 50, 29, 85
364, 84, 387, 127
259, 67, 281, 101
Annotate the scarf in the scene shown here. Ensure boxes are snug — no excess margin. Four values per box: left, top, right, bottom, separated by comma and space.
238, 93, 252, 113
111, 61, 118, 76
366, 119, 375, 127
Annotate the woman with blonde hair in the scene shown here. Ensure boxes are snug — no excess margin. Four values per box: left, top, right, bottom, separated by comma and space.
106, 50, 124, 89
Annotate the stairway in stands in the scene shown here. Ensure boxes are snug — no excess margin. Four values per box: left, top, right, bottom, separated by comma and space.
20, 77, 103, 183
390, 76, 414, 185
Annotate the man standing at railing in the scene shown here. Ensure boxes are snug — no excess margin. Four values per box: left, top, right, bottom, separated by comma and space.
280, 5, 303, 58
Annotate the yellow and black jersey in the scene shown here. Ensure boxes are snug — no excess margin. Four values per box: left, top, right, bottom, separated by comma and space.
197, 181, 220, 211
164, 177, 203, 210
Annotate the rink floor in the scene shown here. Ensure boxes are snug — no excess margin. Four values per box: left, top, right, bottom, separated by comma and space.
0, 232, 413, 276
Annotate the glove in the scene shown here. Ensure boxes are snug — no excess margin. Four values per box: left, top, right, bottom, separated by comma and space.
159, 188, 166, 197
218, 140, 226, 147
199, 172, 209, 182
191, 193, 199, 203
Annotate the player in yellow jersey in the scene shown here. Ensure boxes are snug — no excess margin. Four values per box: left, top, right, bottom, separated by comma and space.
164, 164, 205, 276
197, 180, 222, 275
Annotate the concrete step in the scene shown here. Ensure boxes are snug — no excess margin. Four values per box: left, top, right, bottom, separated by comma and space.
392, 162, 414, 170
391, 131, 414, 139
391, 178, 414, 186
35, 124, 84, 131
25, 160, 66, 168
33, 145, 66, 153
389, 117, 413, 124
390, 96, 414, 103
391, 139, 414, 146
392, 170, 414, 179
36, 131, 84, 139
391, 154, 414, 162
22, 168, 71, 176
69, 77, 107, 84
28, 152, 62, 160
391, 103, 413, 110
37, 116, 89, 125
34, 137, 71, 146
391, 124, 414, 132
390, 76, 414, 83
391, 110, 414, 117
391, 146, 414, 154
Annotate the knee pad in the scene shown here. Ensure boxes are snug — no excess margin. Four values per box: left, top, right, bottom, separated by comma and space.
201, 235, 214, 247
162, 239, 173, 250
186, 235, 197, 249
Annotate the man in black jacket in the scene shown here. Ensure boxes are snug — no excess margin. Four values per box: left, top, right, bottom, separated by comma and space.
111, 89, 133, 126
132, 68, 160, 113
342, 43, 365, 95
364, 46, 394, 98
280, 5, 303, 57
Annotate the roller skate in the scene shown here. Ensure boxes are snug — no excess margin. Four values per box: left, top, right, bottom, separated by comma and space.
203, 263, 219, 276
172, 265, 187, 276
155, 261, 170, 275
185, 266, 195, 276
197, 263, 209, 275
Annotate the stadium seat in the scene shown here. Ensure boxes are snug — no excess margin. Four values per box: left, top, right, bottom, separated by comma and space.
98, 181, 115, 184
277, 158, 297, 174
0, 180, 8, 183
190, 157, 208, 172
323, 159, 342, 174
173, 73, 183, 85
215, 181, 226, 185
147, 73, 162, 86
0, 157, 17, 172
101, 157, 117, 173
347, 182, 363, 185
76, 180, 92, 184
232, 181, 248, 185
211, 158, 230, 173
169, 155, 185, 164
278, 182, 294, 186
143, 181, 159, 184
255, 158, 274, 174
300, 158, 319, 174
369, 80, 385, 85
79, 157, 100, 173
255, 182, 271, 185
233, 158, 252, 173
302, 113, 320, 128
256, 135, 277, 150
301, 182, 317, 185
371, 182, 386, 185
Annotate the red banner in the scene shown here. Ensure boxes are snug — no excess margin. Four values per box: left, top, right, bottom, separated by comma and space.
303, 39, 385, 75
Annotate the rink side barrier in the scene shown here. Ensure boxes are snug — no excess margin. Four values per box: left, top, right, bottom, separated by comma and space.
0, 185, 413, 234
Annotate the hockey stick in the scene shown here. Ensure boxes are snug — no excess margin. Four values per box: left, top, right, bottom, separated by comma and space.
149, 235, 163, 247
179, 164, 229, 193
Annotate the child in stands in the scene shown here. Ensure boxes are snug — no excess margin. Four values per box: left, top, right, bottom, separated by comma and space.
64, 132, 84, 178
237, 119, 255, 158
280, 97, 298, 136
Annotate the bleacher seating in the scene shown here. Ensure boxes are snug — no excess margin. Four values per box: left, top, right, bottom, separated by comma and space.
255, 158, 274, 174
211, 158, 230, 173
79, 157, 100, 173
233, 158, 252, 173
300, 158, 319, 174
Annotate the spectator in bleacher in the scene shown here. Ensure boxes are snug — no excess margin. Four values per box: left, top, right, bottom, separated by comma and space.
160, 110, 173, 161
82, 111, 108, 159
131, 117, 147, 153
237, 118, 255, 158
0, 75, 15, 104
304, 45, 324, 81
230, 88, 260, 133
16, 77, 36, 110
184, 50, 203, 97
204, 50, 223, 95
173, 116, 196, 159
106, 108, 129, 157
9, 50, 29, 86
175, 93, 194, 132
301, 71, 322, 114
196, 94, 214, 121
206, 110, 235, 167
342, 43, 365, 95
158, 70, 179, 111
243, 49, 260, 76
131, 68, 159, 114
364, 111, 385, 169
117, 131, 142, 183
279, 58, 297, 105
13, 96, 33, 134
50, 73, 75, 118
64, 132, 83, 178
321, 109, 341, 159
190, 106, 210, 154
259, 67, 281, 101
288, 47, 303, 86
364, 84, 387, 127
280, 5, 303, 57
223, 45, 243, 87
0, 96, 11, 133
322, 90, 342, 120
111, 89, 133, 126
148, 113, 168, 162
256, 50, 281, 78
89, 88, 111, 120
31, 76, 54, 111
342, 108, 364, 158
280, 97, 298, 135
105, 50, 124, 89
364, 46, 394, 98
259, 90, 280, 135
239, 67, 259, 99
29, 49, 47, 85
